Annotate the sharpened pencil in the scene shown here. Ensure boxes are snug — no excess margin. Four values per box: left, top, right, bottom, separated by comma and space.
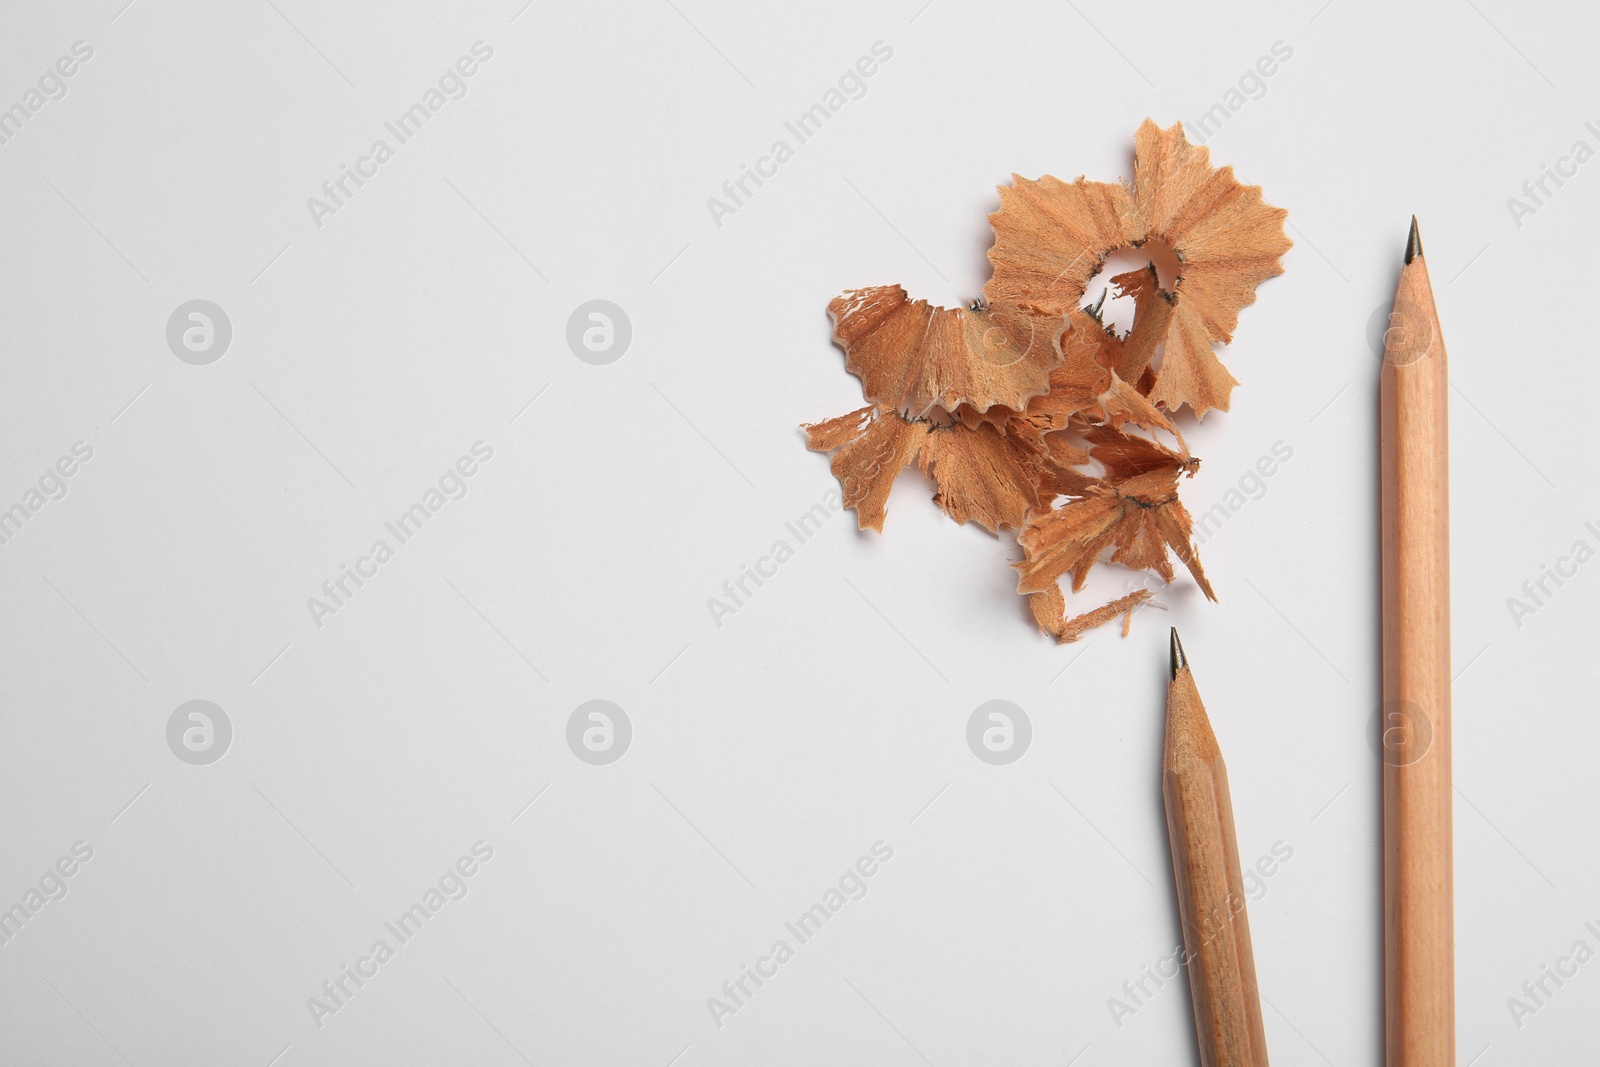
1379, 217, 1454, 1066
1163, 629, 1270, 1067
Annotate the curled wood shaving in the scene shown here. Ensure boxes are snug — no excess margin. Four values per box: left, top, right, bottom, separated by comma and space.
829, 286, 1064, 416
802, 405, 928, 534
985, 178, 1136, 320
956, 308, 1183, 469
986, 120, 1290, 419
802, 406, 1055, 535
1019, 309, 1183, 445
1014, 427, 1214, 601
917, 421, 1047, 534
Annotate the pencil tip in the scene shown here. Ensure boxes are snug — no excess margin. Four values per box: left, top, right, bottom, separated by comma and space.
1405, 215, 1423, 264
1169, 627, 1187, 678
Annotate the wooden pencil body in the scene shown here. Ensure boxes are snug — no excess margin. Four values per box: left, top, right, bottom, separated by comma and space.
1164, 667, 1269, 1067
1379, 250, 1453, 1066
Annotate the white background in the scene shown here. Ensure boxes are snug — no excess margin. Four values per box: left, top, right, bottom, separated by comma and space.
0, 1, 1595, 1064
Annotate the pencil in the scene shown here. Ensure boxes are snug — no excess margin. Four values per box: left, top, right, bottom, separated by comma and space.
1163, 628, 1269, 1067
1379, 217, 1453, 1065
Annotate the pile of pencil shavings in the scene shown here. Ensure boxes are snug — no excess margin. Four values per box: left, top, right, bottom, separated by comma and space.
804, 120, 1291, 643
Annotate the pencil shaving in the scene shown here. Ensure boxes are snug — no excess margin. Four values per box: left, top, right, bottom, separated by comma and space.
802, 405, 927, 534
803, 120, 1285, 642
1014, 427, 1214, 601
829, 285, 1065, 415
1009, 309, 1183, 446
987, 119, 1290, 418
801, 405, 1054, 535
